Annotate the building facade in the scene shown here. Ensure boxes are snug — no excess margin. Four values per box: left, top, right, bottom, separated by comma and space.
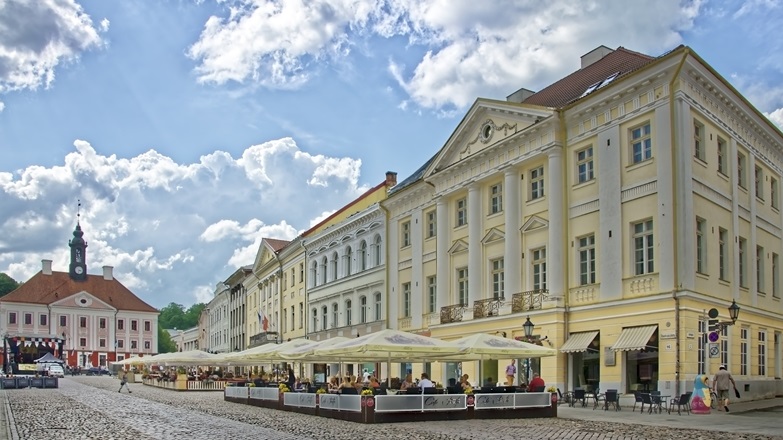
0, 222, 159, 370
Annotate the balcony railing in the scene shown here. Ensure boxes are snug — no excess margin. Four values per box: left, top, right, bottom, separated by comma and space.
440, 304, 467, 324
473, 297, 504, 319
511, 289, 549, 313
248, 331, 279, 348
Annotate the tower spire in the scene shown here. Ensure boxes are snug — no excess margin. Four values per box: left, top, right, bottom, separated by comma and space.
69, 199, 87, 281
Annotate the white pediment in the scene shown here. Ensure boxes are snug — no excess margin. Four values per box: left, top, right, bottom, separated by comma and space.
448, 239, 469, 255
51, 290, 116, 311
520, 215, 549, 233
481, 228, 505, 245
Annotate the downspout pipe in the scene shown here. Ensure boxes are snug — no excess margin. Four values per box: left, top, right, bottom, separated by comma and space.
670, 48, 690, 398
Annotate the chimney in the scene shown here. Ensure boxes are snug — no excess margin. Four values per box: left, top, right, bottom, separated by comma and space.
581, 45, 614, 69
42, 260, 53, 275
506, 88, 536, 103
385, 171, 398, 187
102, 266, 114, 281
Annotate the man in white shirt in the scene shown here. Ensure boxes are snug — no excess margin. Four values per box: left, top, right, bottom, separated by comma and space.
419, 372, 434, 389
362, 369, 371, 384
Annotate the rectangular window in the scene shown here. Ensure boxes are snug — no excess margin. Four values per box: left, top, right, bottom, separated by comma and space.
739, 237, 747, 288
291, 268, 295, 288
758, 331, 767, 376
79, 338, 87, 347
773, 253, 780, 298
117, 319, 124, 330
39, 314, 47, 326
427, 276, 437, 314
720, 326, 729, 367
698, 319, 706, 374
694, 120, 705, 161
291, 306, 295, 330
456, 198, 467, 227
374, 293, 382, 321
755, 166, 764, 200
300, 263, 304, 283
757, 245, 765, 294
131, 320, 138, 331
530, 166, 545, 200
578, 235, 596, 285
80, 316, 87, 328
426, 210, 436, 238
99, 318, 106, 329
740, 327, 749, 376
772, 177, 779, 209
24, 313, 32, 325
489, 183, 503, 214
344, 302, 351, 326
576, 146, 594, 183
99, 338, 106, 348
631, 123, 652, 163
299, 302, 304, 329
532, 248, 547, 290
332, 304, 338, 329
457, 268, 468, 305
144, 341, 151, 350
401, 221, 411, 247
491, 258, 504, 299
719, 228, 729, 280
633, 220, 654, 275
738, 153, 747, 189
696, 218, 706, 274
402, 282, 411, 318
717, 137, 728, 176
117, 339, 124, 349
144, 321, 151, 332
312, 309, 318, 330
59, 315, 66, 327
8, 312, 16, 325
131, 340, 137, 350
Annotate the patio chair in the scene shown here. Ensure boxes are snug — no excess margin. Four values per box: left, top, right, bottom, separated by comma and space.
668, 392, 692, 415
405, 387, 421, 395
640, 392, 655, 414
632, 391, 645, 412
571, 388, 587, 407
595, 389, 619, 411
532, 386, 546, 392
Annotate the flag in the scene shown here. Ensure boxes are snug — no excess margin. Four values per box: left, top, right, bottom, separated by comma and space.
258, 310, 269, 332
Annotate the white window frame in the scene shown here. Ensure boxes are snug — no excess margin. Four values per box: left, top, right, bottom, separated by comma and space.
491, 258, 504, 299
696, 218, 707, 274
693, 119, 705, 162
755, 165, 764, 200
456, 198, 467, 227
578, 235, 596, 285
633, 220, 654, 275
402, 221, 411, 247
374, 293, 382, 321
426, 210, 436, 238
457, 268, 468, 306
740, 327, 749, 375
771, 177, 779, 210
738, 152, 747, 189
739, 237, 747, 288
630, 123, 652, 164
345, 300, 352, 326
757, 245, 765, 294
331, 303, 338, 329
489, 183, 503, 215
530, 166, 545, 200
717, 137, 728, 176
402, 282, 411, 318
773, 253, 780, 299
719, 227, 729, 281
427, 276, 437, 314
758, 330, 767, 376
576, 146, 594, 183
532, 248, 547, 290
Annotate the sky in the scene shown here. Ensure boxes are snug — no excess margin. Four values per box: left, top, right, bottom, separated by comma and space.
1, 0, 782, 311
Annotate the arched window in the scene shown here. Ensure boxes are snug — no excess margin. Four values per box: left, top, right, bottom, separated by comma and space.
345, 300, 352, 326
373, 235, 382, 266
320, 257, 328, 285
374, 292, 382, 321
360, 296, 367, 323
344, 246, 353, 277
321, 306, 328, 331
330, 252, 339, 281
359, 241, 368, 271
310, 261, 318, 287
332, 303, 339, 328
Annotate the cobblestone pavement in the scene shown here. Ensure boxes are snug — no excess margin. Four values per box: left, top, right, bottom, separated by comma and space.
2, 377, 781, 440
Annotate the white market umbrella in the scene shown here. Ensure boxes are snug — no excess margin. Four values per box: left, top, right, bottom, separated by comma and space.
112, 355, 145, 366
159, 350, 226, 367
225, 339, 316, 363
431, 333, 558, 361
279, 337, 351, 362
314, 329, 461, 362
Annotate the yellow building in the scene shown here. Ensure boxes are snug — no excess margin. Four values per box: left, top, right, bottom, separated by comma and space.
384, 45, 783, 400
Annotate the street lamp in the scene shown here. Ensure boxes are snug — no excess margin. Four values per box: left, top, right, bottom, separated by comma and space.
522, 316, 535, 386
728, 300, 740, 323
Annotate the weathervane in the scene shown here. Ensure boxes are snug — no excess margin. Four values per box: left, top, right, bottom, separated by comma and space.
77, 199, 81, 222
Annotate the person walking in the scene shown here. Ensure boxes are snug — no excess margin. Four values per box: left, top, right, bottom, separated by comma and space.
712, 365, 736, 412
505, 360, 517, 386
118, 370, 131, 393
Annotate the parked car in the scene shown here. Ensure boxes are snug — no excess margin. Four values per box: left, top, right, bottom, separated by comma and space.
86, 367, 111, 376
46, 364, 65, 378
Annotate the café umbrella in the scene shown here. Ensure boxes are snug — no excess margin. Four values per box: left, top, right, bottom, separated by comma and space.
429, 333, 558, 361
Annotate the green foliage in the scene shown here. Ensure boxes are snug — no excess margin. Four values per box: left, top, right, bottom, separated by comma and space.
0, 273, 20, 297
158, 302, 205, 330
157, 326, 177, 353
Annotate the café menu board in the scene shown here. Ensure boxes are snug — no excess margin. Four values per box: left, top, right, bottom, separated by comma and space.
374, 395, 467, 412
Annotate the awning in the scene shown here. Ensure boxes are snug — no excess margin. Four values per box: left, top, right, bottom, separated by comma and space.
611, 325, 658, 352
559, 331, 599, 353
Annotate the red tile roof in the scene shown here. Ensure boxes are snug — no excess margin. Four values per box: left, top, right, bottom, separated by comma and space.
522, 47, 656, 108
1, 271, 158, 313
264, 238, 290, 253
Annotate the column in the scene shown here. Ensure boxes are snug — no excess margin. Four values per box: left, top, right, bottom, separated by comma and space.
504, 168, 521, 297
436, 198, 449, 307
547, 148, 564, 299
468, 183, 482, 303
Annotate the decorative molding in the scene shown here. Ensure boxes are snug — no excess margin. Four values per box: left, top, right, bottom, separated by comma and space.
692, 178, 732, 211
448, 239, 469, 255
569, 286, 597, 304
569, 199, 600, 219
481, 228, 505, 245
462, 119, 519, 153
520, 215, 549, 233
621, 180, 657, 202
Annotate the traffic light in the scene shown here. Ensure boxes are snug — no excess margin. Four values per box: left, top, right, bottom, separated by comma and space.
708, 319, 719, 332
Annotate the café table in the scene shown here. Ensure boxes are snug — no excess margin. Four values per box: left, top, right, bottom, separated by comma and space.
645, 393, 670, 414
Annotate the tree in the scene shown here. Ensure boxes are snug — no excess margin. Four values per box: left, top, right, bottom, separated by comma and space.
158, 302, 206, 330
0, 273, 20, 298
157, 326, 177, 353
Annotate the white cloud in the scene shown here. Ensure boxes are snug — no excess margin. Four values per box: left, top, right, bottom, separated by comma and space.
0, 138, 365, 308
187, 0, 702, 110
0, 0, 104, 94
766, 108, 783, 129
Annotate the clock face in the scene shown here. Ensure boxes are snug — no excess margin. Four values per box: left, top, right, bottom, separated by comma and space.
75, 266, 84, 275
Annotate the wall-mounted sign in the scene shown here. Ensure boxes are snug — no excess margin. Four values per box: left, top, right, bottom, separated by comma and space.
660, 331, 676, 339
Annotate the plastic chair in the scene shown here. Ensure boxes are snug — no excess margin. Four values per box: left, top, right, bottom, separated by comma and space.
571, 388, 587, 407
668, 392, 692, 415
632, 391, 644, 412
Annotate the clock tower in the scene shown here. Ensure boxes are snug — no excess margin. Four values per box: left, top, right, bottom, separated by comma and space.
68, 222, 88, 281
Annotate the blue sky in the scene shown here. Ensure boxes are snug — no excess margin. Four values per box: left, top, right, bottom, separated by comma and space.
1, 0, 782, 310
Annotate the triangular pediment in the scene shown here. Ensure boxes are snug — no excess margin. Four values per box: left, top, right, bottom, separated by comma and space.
51, 290, 116, 311
252, 241, 279, 272
520, 215, 549, 233
448, 239, 469, 255
481, 228, 505, 245
425, 99, 550, 177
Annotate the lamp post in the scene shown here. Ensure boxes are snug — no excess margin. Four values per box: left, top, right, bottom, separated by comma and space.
728, 300, 740, 324
61, 332, 66, 362
523, 316, 534, 385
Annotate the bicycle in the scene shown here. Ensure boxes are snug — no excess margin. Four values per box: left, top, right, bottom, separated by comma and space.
709, 390, 719, 409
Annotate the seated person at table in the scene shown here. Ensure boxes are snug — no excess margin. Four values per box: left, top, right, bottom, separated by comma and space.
294, 379, 305, 391
328, 376, 340, 393
460, 374, 473, 390
419, 373, 434, 389
527, 373, 545, 392
369, 376, 381, 388
400, 373, 415, 391
339, 376, 353, 391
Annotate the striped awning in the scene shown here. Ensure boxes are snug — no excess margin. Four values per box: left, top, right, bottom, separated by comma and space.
559, 331, 599, 353
611, 325, 658, 352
